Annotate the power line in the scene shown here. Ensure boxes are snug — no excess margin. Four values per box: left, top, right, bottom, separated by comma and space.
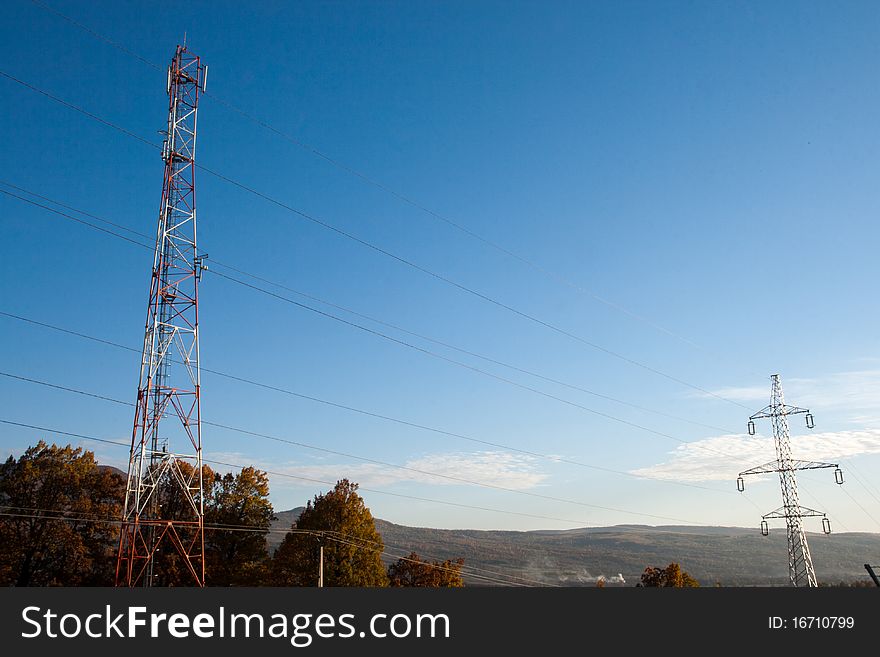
0, 371, 132, 407
0, 309, 758, 483
196, 165, 751, 410
0, 504, 312, 536
0, 310, 143, 356
801, 472, 880, 533
0, 188, 152, 250
0, 371, 737, 524
4, 187, 731, 455
200, 96, 703, 350
211, 267, 742, 458
0, 506, 537, 586
0, 419, 706, 528
10, 422, 856, 547
26, 0, 709, 358
0, 70, 156, 149
0, 179, 766, 495
4, 20, 870, 544
840, 458, 880, 509
209, 262, 734, 434
8, 6, 877, 540
0, 502, 826, 545
206, 417, 733, 502
797, 483, 852, 533
0, 493, 546, 587
0, 180, 152, 240
0, 67, 755, 413
0, 187, 755, 463
0, 179, 737, 436
28, 0, 163, 71
839, 486, 880, 533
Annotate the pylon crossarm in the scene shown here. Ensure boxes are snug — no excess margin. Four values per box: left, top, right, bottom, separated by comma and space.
787, 459, 837, 472
740, 459, 838, 476
763, 505, 826, 520
739, 460, 780, 477
749, 404, 810, 420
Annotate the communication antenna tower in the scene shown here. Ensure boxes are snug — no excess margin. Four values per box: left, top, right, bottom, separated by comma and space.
116, 44, 208, 587
736, 374, 844, 587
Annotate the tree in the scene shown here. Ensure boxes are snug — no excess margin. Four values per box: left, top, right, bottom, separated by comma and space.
639, 562, 700, 588
151, 463, 275, 587
205, 466, 274, 586
149, 461, 217, 587
0, 442, 124, 586
0, 441, 274, 587
388, 552, 465, 587
272, 479, 387, 586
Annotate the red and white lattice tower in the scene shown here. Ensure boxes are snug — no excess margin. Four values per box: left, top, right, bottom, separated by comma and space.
116, 44, 208, 587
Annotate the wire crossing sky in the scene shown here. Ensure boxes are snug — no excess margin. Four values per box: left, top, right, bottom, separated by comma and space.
1, 0, 879, 532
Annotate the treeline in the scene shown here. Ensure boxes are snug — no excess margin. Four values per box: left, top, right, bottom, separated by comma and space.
0, 442, 464, 587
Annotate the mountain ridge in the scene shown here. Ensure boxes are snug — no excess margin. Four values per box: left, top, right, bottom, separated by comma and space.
269, 508, 880, 586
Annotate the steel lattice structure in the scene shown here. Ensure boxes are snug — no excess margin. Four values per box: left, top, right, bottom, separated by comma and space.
116, 44, 208, 587
737, 374, 843, 587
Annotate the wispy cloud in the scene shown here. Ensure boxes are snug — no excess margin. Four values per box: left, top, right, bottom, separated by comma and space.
631, 429, 880, 482
697, 369, 880, 423
209, 450, 548, 490
847, 415, 880, 426
695, 385, 769, 402
204, 451, 259, 473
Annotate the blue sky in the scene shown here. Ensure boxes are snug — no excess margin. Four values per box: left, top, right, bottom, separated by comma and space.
2, 0, 879, 534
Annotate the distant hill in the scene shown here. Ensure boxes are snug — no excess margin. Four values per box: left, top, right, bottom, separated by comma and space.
271, 507, 305, 535
98, 464, 126, 477
269, 508, 880, 586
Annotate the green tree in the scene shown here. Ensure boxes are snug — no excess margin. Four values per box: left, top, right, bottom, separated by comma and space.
205, 466, 274, 586
640, 562, 700, 587
272, 479, 387, 586
387, 552, 465, 587
0, 442, 124, 586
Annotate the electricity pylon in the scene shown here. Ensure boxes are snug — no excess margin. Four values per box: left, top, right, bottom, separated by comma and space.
116, 44, 208, 587
736, 374, 844, 587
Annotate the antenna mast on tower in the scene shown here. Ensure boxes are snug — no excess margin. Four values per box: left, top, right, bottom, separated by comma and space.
736, 374, 844, 587
116, 44, 208, 587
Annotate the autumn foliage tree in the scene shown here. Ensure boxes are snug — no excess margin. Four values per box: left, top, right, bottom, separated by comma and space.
640, 562, 700, 587
0, 442, 124, 586
272, 479, 387, 587
387, 552, 465, 587
1, 442, 274, 587
151, 462, 274, 587
148, 461, 216, 587
205, 466, 274, 586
